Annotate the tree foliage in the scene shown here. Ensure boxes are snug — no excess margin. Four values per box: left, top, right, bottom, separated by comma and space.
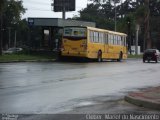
4, 0, 25, 26
73, 0, 160, 50
0, 0, 27, 51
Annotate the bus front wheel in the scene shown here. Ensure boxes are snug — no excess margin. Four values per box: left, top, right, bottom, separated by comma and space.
97, 50, 102, 62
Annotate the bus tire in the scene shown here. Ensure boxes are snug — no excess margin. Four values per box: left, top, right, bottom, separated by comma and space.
155, 58, 158, 63
117, 52, 123, 62
97, 50, 102, 62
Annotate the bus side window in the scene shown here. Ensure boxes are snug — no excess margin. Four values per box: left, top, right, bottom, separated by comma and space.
109, 34, 111, 44
124, 37, 127, 46
97, 32, 99, 43
117, 36, 119, 45
94, 31, 98, 43
122, 37, 124, 46
110, 35, 112, 44
108, 34, 110, 44
111, 34, 114, 45
102, 33, 104, 43
124, 36, 126, 46
108, 34, 111, 44
98, 32, 101, 43
118, 36, 122, 45
93, 31, 96, 42
101, 33, 104, 44
113, 35, 115, 45
99, 32, 101, 43
116, 35, 118, 45
74, 31, 78, 35
99, 32, 104, 43
120, 37, 122, 45
110, 34, 112, 44
90, 31, 93, 42
105, 34, 108, 44
89, 30, 91, 42
115, 35, 117, 45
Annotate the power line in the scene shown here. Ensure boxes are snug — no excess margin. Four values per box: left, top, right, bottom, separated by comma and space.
24, 0, 85, 9
76, 6, 85, 9
23, 0, 86, 14
26, 7, 51, 11
24, 2, 50, 6
23, 0, 50, 6
25, 6, 83, 12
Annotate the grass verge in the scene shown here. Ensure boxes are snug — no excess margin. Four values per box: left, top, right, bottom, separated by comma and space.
0, 53, 142, 62
0, 54, 56, 62
128, 54, 143, 58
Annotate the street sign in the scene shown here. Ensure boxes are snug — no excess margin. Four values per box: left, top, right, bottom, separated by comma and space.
28, 18, 34, 26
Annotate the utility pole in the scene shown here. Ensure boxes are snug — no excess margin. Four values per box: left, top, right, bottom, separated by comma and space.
127, 18, 131, 54
114, 0, 117, 32
51, 0, 66, 20
7, 27, 11, 48
62, 5, 66, 20
0, 0, 5, 55
135, 24, 139, 55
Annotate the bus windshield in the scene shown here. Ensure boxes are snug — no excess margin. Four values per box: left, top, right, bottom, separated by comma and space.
63, 27, 87, 38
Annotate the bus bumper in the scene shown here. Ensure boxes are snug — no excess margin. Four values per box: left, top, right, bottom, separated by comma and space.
61, 51, 87, 57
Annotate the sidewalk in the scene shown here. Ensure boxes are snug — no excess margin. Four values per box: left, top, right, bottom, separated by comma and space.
125, 86, 160, 110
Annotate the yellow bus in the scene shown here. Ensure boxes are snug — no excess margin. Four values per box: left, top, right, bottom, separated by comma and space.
61, 26, 127, 62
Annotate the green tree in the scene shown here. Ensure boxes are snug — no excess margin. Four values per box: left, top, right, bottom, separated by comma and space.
0, 0, 26, 55
16, 19, 29, 48
134, 0, 160, 50
73, 0, 160, 51
0, 0, 5, 55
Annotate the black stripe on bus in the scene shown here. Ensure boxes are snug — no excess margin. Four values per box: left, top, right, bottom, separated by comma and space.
63, 36, 87, 40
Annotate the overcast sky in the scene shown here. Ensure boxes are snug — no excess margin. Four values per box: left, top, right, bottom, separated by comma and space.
22, 0, 88, 19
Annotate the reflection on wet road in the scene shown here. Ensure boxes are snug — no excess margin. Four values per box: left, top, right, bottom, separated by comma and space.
0, 60, 160, 113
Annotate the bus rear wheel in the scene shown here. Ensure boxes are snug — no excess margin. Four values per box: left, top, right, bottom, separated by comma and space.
117, 52, 123, 62
97, 50, 102, 62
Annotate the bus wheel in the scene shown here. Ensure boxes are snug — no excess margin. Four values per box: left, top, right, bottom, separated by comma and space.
155, 58, 158, 63
117, 52, 123, 62
97, 50, 102, 62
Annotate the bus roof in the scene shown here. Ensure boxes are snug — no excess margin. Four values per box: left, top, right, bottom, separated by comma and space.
63, 26, 127, 36
87, 26, 127, 36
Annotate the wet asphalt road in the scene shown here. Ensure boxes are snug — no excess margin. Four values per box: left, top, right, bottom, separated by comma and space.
0, 59, 160, 114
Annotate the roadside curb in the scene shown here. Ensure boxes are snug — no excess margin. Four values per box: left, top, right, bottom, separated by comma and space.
0, 59, 56, 63
125, 87, 160, 110
0, 58, 140, 63
127, 58, 142, 60
125, 95, 160, 110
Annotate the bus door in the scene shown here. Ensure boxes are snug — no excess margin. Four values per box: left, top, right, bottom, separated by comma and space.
105, 33, 109, 54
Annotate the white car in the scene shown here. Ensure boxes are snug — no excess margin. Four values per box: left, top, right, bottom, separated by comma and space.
3, 48, 23, 54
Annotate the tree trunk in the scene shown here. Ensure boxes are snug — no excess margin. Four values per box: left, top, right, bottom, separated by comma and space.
0, 13, 2, 55
0, 0, 4, 55
144, 0, 151, 49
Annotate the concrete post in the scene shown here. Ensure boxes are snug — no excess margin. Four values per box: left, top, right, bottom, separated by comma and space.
135, 24, 139, 55
14, 30, 17, 48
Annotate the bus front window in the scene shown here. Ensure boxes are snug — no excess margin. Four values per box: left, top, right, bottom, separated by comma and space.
64, 29, 72, 36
